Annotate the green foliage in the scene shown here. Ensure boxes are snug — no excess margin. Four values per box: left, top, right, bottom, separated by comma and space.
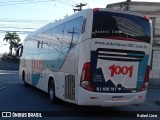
1, 53, 20, 63
3, 32, 21, 55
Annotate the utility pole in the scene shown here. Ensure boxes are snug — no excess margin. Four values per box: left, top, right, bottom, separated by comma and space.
125, 0, 131, 11
68, 27, 78, 50
73, 3, 87, 12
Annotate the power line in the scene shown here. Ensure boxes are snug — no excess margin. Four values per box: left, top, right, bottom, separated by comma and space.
0, 26, 36, 30
0, 0, 51, 6
67, 27, 78, 50
48, 0, 76, 6
0, 0, 77, 6
0, 30, 32, 34
0, 0, 84, 35
60, 0, 79, 4
0, 19, 53, 23
0, 0, 37, 4
0, 19, 51, 33
0, 29, 33, 32
0, 0, 78, 5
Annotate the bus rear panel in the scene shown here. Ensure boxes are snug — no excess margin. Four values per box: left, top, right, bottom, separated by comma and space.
78, 8, 152, 106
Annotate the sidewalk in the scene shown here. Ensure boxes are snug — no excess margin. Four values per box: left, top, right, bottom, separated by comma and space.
148, 78, 160, 105
149, 78, 160, 88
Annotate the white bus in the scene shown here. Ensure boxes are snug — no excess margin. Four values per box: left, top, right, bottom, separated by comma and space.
17, 8, 152, 106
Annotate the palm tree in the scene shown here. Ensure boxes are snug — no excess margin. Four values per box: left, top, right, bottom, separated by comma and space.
3, 32, 21, 55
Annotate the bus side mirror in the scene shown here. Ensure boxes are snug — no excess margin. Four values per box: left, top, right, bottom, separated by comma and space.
16, 45, 23, 57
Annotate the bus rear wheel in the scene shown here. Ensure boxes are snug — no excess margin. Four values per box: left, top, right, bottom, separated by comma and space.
48, 80, 57, 103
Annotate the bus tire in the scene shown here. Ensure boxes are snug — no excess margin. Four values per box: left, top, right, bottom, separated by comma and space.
48, 80, 57, 103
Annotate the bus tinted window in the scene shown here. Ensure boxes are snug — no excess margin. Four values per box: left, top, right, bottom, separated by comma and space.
64, 16, 83, 48
49, 16, 83, 71
92, 11, 151, 43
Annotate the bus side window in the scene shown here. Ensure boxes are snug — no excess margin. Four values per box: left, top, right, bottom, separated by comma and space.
41, 42, 50, 54
25, 40, 31, 55
51, 24, 65, 53
49, 24, 66, 71
81, 18, 87, 33
41, 29, 52, 54
23, 41, 27, 55
64, 16, 83, 50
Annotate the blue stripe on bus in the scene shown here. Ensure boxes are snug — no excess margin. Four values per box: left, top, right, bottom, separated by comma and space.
32, 73, 40, 86
137, 55, 149, 91
128, 53, 149, 92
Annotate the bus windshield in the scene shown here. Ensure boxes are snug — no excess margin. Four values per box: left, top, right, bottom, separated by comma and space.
92, 11, 151, 43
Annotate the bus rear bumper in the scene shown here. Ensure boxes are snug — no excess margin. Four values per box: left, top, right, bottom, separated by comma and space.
77, 86, 147, 107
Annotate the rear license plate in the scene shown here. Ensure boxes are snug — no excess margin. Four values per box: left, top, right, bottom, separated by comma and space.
112, 96, 124, 101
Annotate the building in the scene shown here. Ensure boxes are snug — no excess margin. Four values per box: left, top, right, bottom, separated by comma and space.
107, 1, 160, 80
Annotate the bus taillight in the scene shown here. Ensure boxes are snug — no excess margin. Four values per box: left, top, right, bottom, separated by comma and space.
140, 66, 150, 91
144, 15, 149, 21
80, 62, 94, 92
93, 8, 99, 12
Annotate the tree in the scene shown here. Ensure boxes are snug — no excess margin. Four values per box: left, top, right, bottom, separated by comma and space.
3, 32, 21, 55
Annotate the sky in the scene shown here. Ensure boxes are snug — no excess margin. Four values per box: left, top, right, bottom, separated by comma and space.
0, 0, 159, 54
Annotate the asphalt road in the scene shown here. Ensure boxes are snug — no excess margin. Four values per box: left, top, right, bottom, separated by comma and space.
0, 70, 160, 120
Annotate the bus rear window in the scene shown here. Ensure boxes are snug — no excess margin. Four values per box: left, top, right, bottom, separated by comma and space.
92, 11, 151, 43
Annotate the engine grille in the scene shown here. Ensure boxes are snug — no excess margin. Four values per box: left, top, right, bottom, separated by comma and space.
65, 75, 75, 101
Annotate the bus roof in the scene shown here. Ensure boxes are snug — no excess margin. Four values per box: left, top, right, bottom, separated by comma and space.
25, 8, 148, 40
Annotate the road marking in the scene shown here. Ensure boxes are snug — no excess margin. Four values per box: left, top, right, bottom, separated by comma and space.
0, 87, 6, 90
5, 81, 23, 84
0, 73, 17, 75
0, 79, 23, 84
0, 76, 19, 81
